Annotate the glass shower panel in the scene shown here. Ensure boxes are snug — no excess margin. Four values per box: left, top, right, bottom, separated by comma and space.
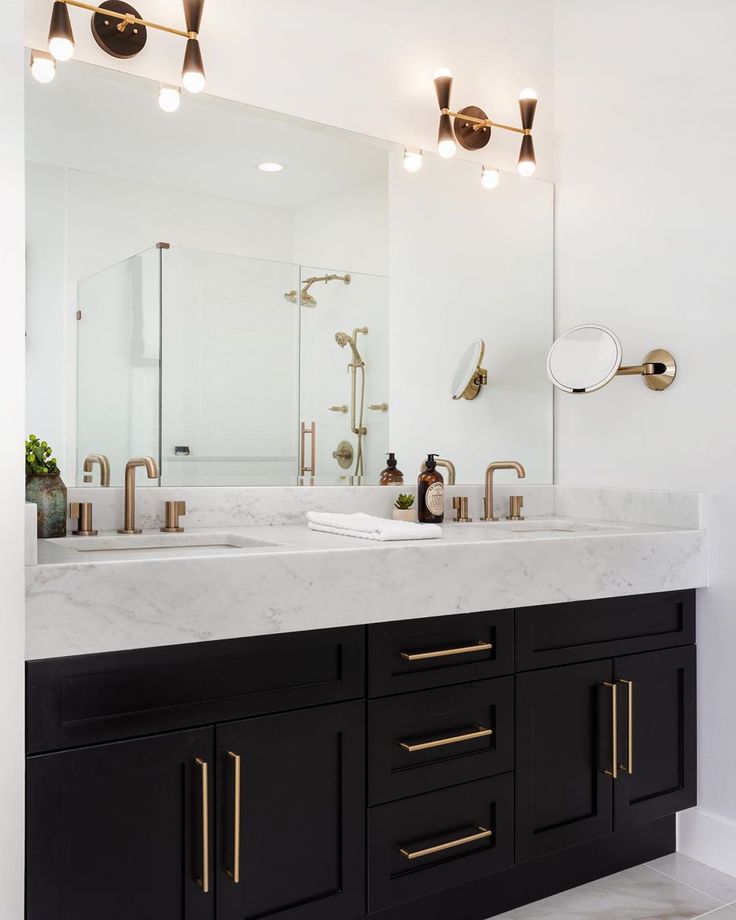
160, 248, 300, 486
76, 248, 161, 487
299, 266, 389, 484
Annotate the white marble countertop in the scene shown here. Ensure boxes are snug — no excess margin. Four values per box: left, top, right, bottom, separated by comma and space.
26, 513, 707, 660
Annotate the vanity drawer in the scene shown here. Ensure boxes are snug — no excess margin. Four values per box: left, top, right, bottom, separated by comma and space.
368, 773, 514, 911
367, 677, 514, 804
368, 610, 514, 697
26, 626, 365, 753
515, 590, 695, 671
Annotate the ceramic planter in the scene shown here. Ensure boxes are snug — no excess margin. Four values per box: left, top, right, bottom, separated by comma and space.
26, 474, 67, 538
392, 507, 416, 522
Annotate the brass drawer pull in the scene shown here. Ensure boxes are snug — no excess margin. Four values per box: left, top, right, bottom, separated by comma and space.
618, 679, 634, 774
400, 641, 493, 662
227, 751, 242, 883
195, 757, 210, 893
400, 825, 492, 860
399, 726, 493, 752
603, 682, 618, 780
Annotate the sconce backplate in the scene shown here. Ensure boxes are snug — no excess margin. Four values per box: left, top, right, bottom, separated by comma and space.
91, 0, 148, 58
454, 106, 492, 151
642, 348, 677, 391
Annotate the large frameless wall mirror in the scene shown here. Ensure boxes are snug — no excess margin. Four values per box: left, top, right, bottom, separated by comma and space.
25, 58, 553, 487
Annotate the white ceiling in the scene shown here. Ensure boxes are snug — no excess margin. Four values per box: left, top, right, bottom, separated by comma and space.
25, 60, 389, 211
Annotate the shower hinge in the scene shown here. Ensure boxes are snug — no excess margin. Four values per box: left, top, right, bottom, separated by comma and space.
76, 310, 82, 320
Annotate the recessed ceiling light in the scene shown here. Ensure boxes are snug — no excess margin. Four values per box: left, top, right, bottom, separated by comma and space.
258, 162, 284, 172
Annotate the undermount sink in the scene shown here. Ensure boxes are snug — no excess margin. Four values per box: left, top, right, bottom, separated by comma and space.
460, 518, 630, 534
46, 532, 279, 559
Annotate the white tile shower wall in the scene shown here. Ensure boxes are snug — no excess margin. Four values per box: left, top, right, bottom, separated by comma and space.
553, 0, 736, 874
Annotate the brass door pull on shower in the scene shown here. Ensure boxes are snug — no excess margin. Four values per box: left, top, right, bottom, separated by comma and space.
603, 682, 618, 780
618, 679, 634, 775
400, 825, 492, 860
399, 726, 492, 752
194, 757, 210, 893
400, 641, 493, 662
299, 421, 316, 478
227, 751, 241, 884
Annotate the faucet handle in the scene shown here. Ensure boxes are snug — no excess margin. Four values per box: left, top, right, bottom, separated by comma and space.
161, 500, 186, 533
452, 496, 472, 523
506, 496, 524, 521
69, 502, 97, 536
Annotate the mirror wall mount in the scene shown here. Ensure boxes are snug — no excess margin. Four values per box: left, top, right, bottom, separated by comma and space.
452, 339, 488, 401
433, 68, 538, 177
547, 324, 677, 394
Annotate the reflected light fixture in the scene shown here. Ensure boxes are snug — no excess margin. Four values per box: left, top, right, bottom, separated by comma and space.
403, 148, 423, 172
480, 166, 500, 190
258, 162, 284, 172
45, 1, 206, 94
30, 49, 56, 83
432, 68, 539, 176
158, 84, 181, 112
48, 1, 75, 60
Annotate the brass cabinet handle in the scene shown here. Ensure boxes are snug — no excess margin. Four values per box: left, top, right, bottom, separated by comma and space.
195, 757, 210, 893
399, 726, 493, 752
618, 679, 634, 775
227, 751, 241, 883
603, 682, 618, 780
400, 641, 493, 662
400, 825, 492, 860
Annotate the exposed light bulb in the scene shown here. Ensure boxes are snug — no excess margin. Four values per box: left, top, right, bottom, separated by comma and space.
481, 166, 500, 190
182, 70, 205, 94
258, 162, 284, 172
438, 138, 456, 159
433, 66, 452, 79
158, 85, 181, 113
518, 160, 536, 177
519, 87, 537, 101
30, 50, 56, 83
403, 148, 423, 173
48, 36, 74, 61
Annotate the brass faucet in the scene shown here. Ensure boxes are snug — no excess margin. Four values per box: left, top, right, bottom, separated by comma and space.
82, 453, 111, 487
436, 458, 456, 485
482, 461, 526, 521
118, 457, 159, 534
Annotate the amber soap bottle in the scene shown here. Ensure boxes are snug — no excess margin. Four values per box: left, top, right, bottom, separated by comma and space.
417, 453, 445, 523
379, 452, 404, 485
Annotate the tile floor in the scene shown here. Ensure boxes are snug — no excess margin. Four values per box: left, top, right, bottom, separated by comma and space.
491, 854, 736, 920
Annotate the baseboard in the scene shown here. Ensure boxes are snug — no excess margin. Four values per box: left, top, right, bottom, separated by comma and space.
678, 807, 736, 877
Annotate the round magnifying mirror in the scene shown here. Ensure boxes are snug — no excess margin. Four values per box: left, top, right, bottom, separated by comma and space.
547, 324, 623, 393
452, 339, 487, 400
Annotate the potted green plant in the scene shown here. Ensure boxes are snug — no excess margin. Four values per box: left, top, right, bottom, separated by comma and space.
25, 435, 67, 538
393, 493, 416, 522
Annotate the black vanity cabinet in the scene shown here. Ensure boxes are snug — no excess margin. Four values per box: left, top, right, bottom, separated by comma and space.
26, 591, 696, 920
26, 728, 215, 920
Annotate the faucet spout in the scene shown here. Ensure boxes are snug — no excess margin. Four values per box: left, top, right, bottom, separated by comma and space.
118, 456, 159, 534
482, 460, 526, 522
82, 452, 111, 487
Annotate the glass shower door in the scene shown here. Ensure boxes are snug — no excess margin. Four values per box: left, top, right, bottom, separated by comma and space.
76, 247, 161, 486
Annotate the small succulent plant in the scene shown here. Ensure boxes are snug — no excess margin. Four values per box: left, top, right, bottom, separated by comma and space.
26, 434, 60, 476
394, 493, 415, 510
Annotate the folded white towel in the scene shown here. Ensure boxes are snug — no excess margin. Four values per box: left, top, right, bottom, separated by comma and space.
306, 511, 441, 541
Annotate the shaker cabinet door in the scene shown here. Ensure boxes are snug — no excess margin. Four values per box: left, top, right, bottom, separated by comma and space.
216, 701, 365, 920
516, 659, 614, 862
614, 646, 697, 829
26, 728, 215, 920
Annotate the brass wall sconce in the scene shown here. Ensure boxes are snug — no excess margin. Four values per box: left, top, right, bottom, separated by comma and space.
452, 339, 488, 400
433, 68, 538, 177
44, 0, 205, 91
547, 325, 677, 394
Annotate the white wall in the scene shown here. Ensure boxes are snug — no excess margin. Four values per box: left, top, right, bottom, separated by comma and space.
24, 0, 554, 180
553, 0, 736, 874
0, 1, 26, 915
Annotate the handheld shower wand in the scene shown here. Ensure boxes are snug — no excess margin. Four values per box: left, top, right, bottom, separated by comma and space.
335, 327, 369, 477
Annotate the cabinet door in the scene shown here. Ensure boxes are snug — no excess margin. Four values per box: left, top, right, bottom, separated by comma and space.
26, 728, 214, 920
516, 659, 614, 862
216, 701, 365, 920
614, 646, 696, 829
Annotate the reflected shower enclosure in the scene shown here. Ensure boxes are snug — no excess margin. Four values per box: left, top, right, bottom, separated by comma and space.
76, 247, 389, 486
